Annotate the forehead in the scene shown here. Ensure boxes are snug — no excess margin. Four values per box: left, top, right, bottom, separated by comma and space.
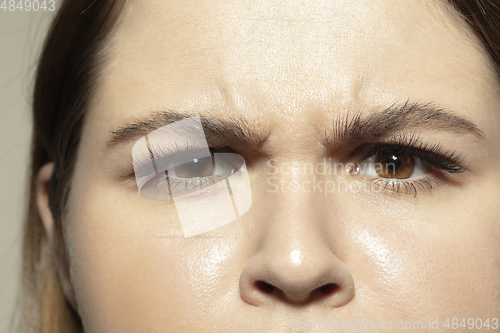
94, 0, 497, 128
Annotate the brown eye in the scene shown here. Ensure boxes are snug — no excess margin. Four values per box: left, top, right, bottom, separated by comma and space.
173, 156, 214, 178
374, 153, 415, 179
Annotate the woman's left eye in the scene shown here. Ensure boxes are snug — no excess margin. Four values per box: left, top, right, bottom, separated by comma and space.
357, 152, 429, 179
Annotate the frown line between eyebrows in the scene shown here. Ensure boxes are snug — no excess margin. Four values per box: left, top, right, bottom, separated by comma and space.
324, 100, 484, 149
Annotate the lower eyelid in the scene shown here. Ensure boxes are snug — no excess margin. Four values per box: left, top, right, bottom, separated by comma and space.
363, 175, 448, 196
167, 175, 220, 192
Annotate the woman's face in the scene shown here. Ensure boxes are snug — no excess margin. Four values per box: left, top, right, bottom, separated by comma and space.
66, 0, 500, 331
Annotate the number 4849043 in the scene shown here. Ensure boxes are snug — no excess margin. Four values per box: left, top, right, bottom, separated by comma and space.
443, 318, 499, 330
1, 0, 56, 11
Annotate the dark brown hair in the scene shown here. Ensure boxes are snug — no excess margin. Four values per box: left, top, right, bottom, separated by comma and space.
16, 0, 500, 332
450, 0, 500, 72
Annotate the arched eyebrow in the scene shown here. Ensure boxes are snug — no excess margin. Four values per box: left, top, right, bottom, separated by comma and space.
107, 110, 270, 150
324, 100, 483, 149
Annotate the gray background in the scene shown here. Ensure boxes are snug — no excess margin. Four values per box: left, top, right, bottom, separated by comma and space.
0, 8, 55, 332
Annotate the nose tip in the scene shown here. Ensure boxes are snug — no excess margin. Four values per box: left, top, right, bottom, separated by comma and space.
239, 249, 355, 307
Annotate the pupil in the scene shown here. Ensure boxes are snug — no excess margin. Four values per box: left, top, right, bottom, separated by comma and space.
386, 155, 401, 172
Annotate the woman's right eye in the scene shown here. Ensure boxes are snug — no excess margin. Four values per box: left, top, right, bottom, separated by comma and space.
136, 152, 245, 200
169, 156, 215, 179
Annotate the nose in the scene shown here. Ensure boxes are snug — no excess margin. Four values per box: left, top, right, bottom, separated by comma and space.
239, 195, 355, 307
239, 249, 354, 306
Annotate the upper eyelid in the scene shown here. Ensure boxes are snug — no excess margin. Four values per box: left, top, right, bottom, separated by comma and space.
362, 144, 445, 159
360, 143, 467, 173
355, 132, 462, 160
132, 145, 233, 175
132, 149, 206, 172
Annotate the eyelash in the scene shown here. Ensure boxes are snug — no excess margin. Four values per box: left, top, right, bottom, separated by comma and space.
354, 133, 467, 196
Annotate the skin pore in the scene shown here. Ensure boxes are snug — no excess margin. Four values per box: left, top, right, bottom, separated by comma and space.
37, 0, 500, 331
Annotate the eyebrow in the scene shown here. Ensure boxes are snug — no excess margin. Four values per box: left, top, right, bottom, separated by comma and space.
108, 110, 269, 150
107, 100, 483, 151
324, 100, 483, 149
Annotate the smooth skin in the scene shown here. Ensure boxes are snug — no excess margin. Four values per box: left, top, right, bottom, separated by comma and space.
37, 0, 500, 331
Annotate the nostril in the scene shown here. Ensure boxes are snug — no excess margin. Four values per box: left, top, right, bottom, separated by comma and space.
255, 281, 276, 294
254, 280, 339, 302
240, 250, 355, 307
319, 283, 338, 296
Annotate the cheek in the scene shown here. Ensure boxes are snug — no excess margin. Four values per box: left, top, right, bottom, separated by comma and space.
66, 179, 247, 332
344, 193, 500, 318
